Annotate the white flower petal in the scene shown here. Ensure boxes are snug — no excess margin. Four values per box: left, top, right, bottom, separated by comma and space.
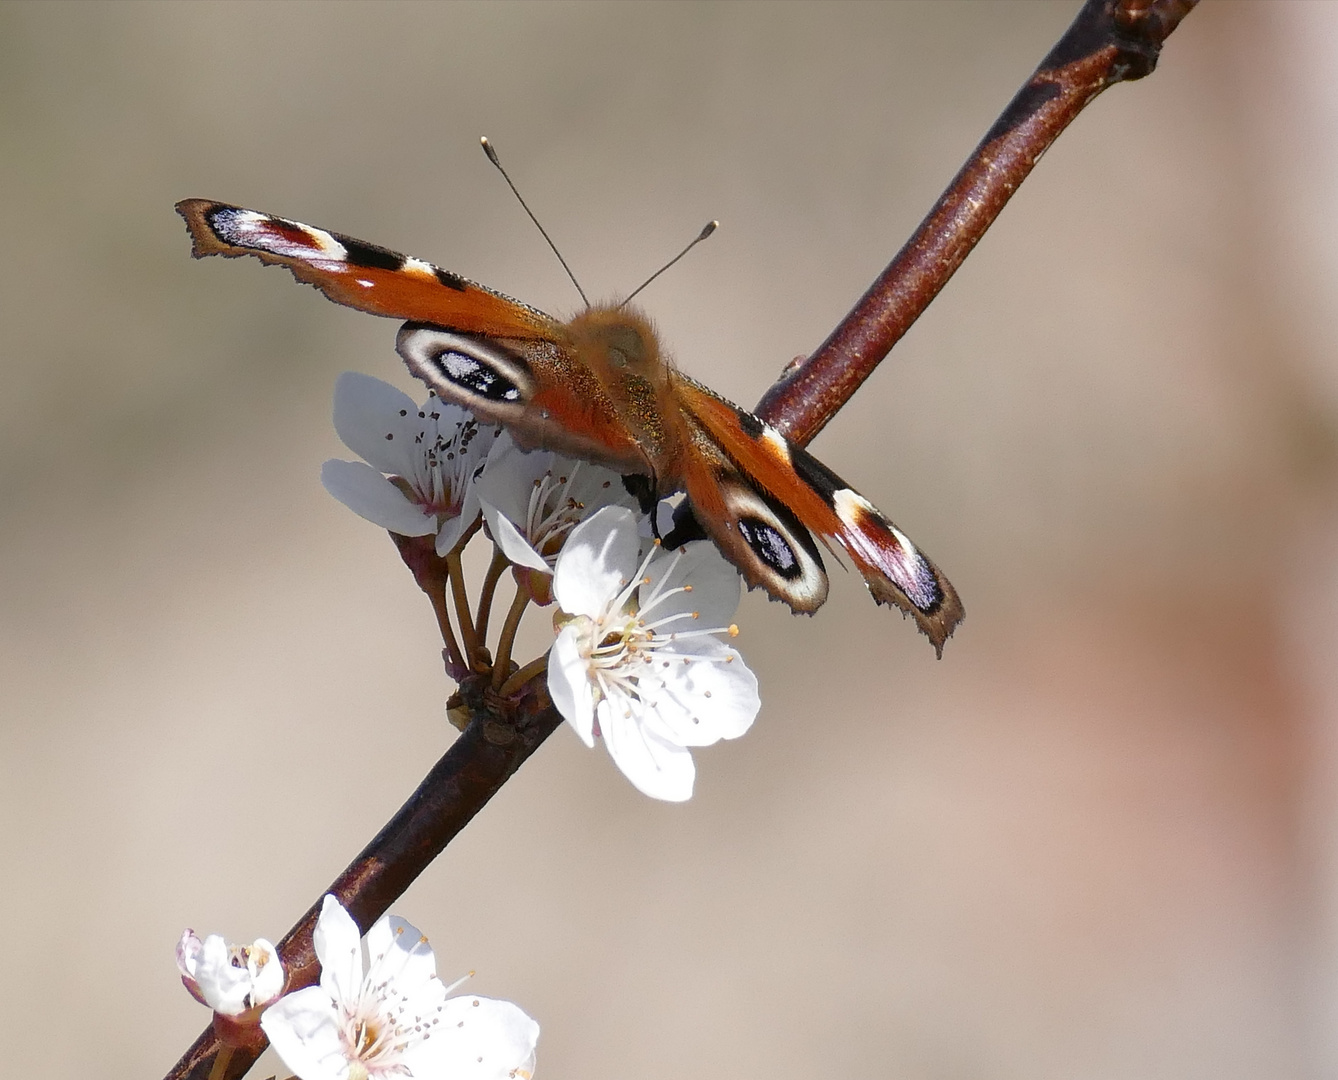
191, 934, 282, 1015
261, 986, 349, 1080
321, 459, 437, 536
332, 372, 421, 475
435, 509, 471, 557
312, 895, 363, 1009
642, 640, 759, 747
475, 436, 551, 526
599, 697, 696, 802
434, 996, 541, 1080
366, 915, 442, 1002
552, 506, 642, 618
484, 501, 551, 572
549, 625, 596, 746
645, 539, 742, 628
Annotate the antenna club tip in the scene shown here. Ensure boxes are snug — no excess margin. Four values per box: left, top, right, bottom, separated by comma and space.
700, 220, 719, 240
480, 137, 500, 165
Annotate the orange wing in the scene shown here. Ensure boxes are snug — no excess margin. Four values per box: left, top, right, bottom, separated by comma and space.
675, 377, 963, 654
176, 199, 558, 339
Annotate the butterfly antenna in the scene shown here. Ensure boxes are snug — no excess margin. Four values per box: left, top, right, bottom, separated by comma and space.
480, 136, 589, 308
620, 220, 718, 308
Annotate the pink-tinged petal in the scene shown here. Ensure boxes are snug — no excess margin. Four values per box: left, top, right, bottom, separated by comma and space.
261, 986, 348, 1080
643, 640, 759, 747
598, 697, 696, 802
312, 895, 363, 1009
332, 372, 421, 475
552, 507, 641, 617
549, 626, 596, 746
176, 929, 203, 980
176, 930, 209, 1006
483, 501, 551, 572
431, 996, 541, 1080
321, 459, 436, 536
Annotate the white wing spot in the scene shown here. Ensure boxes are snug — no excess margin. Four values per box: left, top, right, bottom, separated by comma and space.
402, 256, 437, 278
832, 488, 879, 532
761, 424, 791, 463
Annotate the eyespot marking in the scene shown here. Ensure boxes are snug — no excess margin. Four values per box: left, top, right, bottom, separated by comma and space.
737, 517, 801, 579
711, 476, 827, 611
396, 324, 533, 411
437, 350, 522, 402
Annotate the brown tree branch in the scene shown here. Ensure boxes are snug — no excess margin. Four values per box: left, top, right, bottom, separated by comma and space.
753, 0, 1199, 444
162, 3, 1196, 1077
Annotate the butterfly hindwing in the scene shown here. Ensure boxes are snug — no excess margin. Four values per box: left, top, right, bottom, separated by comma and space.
395, 323, 649, 472
675, 378, 963, 654
673, 411, 830, 613
176, 200, 558, 339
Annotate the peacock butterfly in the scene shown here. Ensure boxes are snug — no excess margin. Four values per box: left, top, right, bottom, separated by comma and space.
175, 196, 963, 654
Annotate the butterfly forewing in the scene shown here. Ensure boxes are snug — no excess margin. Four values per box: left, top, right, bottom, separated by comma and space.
176, 199, 558, 339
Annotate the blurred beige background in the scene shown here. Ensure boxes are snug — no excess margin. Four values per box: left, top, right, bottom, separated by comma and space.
3, 2, 1337, 1078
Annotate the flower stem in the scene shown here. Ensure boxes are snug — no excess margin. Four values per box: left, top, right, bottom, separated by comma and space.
426, 576, 466, 674
445, 550, 481, 669
490, 585, 531, 690
497, 652, 550, 698
474, 547, 510, 646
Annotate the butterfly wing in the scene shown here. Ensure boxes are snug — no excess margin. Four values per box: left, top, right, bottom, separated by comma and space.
676, 378, 963, 654
672, 407, 832, 614
176, 199, 557, 339
395, 323, 650, 473
177, 200, 651, 473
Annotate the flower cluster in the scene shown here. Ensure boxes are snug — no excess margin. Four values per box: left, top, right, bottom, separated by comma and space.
324, 373, 762, 802
181, 896, 539, 1080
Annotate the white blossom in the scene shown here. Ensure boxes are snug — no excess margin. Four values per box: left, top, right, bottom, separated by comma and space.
177, 929, 283, 1017
321, 372, 501, 555
475, 434, 640, 602
261, 895, 538, 1080
547, 506, 760, 801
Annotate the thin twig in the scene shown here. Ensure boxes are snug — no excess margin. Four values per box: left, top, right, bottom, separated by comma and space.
161, 5, 1197, 1077
753, 0, 1199, 445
